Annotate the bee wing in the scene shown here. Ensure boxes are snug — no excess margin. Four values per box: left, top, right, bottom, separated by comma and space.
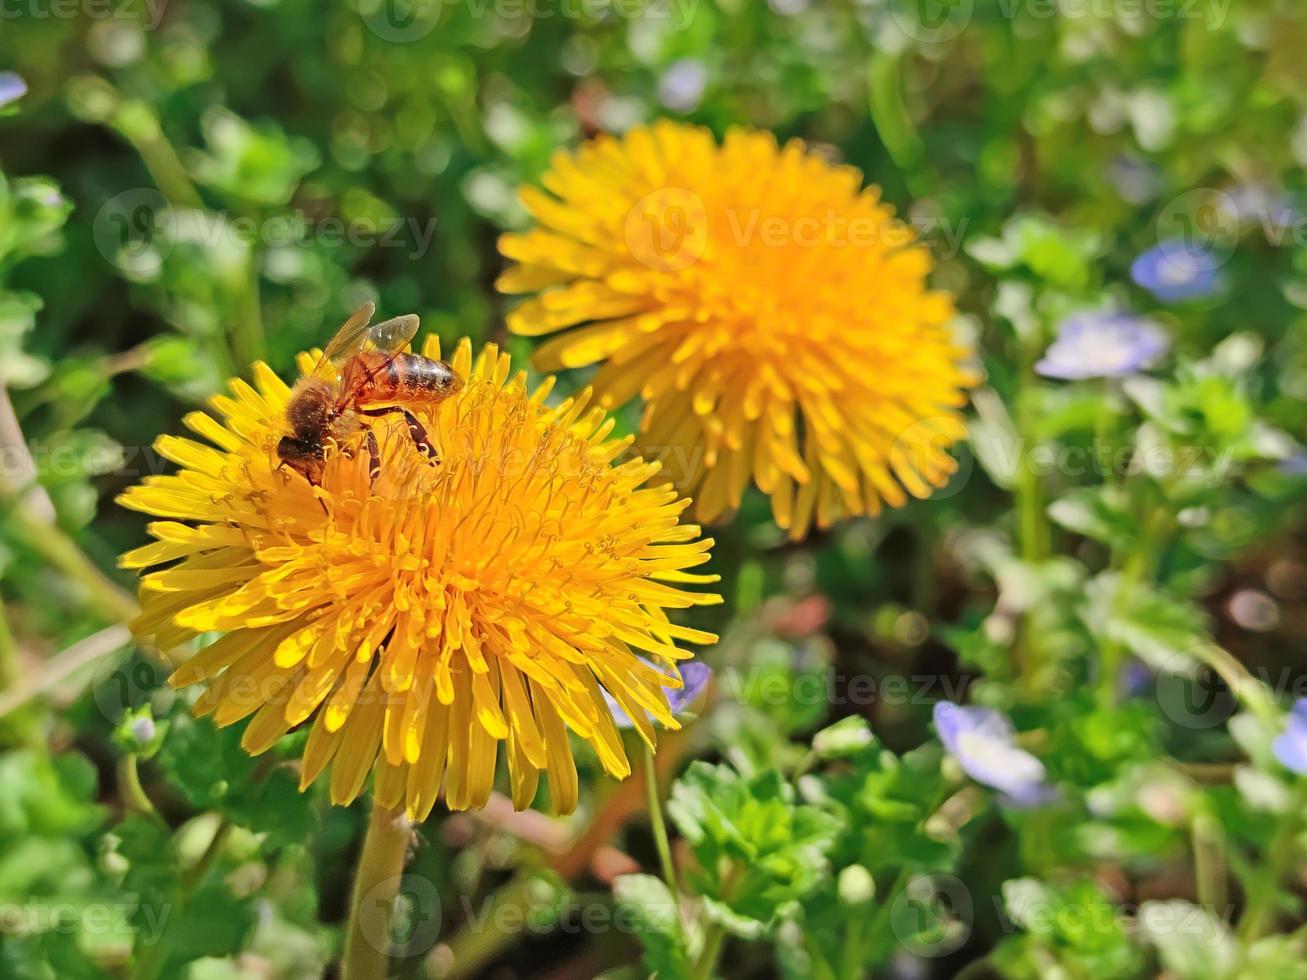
364, 314, 420, 355
308, 302, 378, 377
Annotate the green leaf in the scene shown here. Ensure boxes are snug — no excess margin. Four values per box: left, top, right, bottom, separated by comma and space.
812, 716, 876, 760
1136, 900, 1236, 980
613, 874, 691, 980
668, 762, 843, 938
153, 881, 257, 971
1080, 573, 1209, 672
190, 109, 320, 206
1047, 486, 1138, 550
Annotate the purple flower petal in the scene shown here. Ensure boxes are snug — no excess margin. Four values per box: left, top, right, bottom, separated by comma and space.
665, 660, 712, 715
657, 60, 707, 114
607, 660, 712, 729
1223, 184, 1298, 233
1107, 156, 1161, 206
1035, 311, 1170, 380
1273, 698, 1307, 776
933, 702, 1050, 805
1131, 240, 1224, 302
0, 72, 26, 109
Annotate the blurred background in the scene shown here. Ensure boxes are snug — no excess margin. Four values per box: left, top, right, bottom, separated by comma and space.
4, 1, 1307, 978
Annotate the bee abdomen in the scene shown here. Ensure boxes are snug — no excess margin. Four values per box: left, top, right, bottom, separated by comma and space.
385, 353, 461, 401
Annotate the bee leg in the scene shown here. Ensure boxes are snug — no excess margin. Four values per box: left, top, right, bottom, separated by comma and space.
363, 428, 381, 485
361, 407, 440, 466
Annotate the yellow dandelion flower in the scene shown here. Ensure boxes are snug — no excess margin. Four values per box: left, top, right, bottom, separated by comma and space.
118, 335, 719, 819
498, 121, 977, 538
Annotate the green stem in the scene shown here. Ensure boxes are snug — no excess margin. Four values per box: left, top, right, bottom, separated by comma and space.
2, 497, 139, 624
232, 272, 266, 367
838, 911, 867, 980
1014, 399, 1048, 565
1188, 643, 1279, 725
0, 600, 17, 692
185, 819, 234, 892
428, 872, 541, 980
644, 743, 679, 894
1239, 782, 1305, 942
109, 102, 203, 210
867, 51, 925, 192
1094, 379, 1115, 485
1192, 812, 1226, 913
1013, 362, 1049, 691
118, 755, 160, 821
691, 920, 728, 980
0, 386, 137, 625
866, 866, 911, 956
134, 817, 232, 980
342, 801, 413, 980
1096, 506, 1170, 709
689, 863, 742, 980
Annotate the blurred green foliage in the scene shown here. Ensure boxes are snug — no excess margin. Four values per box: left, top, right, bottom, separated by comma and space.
3, 0, 1307, 978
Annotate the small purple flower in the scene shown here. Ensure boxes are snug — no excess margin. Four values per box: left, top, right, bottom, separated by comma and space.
1131, 240, 1224, 302
1107, 156, 1161, 206
130, 715, 156, 745
608, 661, 712, 729
657, 60, 707, 114
1121, 659, 1153, 699
933, 702, 1051, 807
1279, 452, 1307, 478
1035, 311, 1170, 380
1272, 699, 1307, 775
0, 72, 26, 109
1223, 184, 1298, 234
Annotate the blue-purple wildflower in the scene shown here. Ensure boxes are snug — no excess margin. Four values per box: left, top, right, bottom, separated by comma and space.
1131, 240, 1224, 302
1035, 311, 1170, 380
0, 72, 26, 109
609, 661, 712, 730
1272, 698, 1307, 776
934, 702, 1051, 807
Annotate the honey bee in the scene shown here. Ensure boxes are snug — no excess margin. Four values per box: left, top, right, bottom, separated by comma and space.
277, 302, 461, 486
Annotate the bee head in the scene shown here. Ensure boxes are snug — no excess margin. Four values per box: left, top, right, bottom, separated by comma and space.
277, 435, 326, 485
287, 379, 334, 441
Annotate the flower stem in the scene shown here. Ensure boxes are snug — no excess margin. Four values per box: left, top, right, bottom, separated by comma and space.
0, 600, 17, 692
342, 801, 413, 980
867, 51, 925, 191
134, 817, 232, 980
4, 499, 140, 624
1191, 812, 1227, 913
1013, 371, 1050, 690
691, 920, 728, 980
119, 754, 160, 821
838, 912, 867, 980
0, 387, 138, 625
1096, 504, 1169, 709
644, 742, 679, 894
428, 872, 541, 980
1239, 781, 1305, 942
